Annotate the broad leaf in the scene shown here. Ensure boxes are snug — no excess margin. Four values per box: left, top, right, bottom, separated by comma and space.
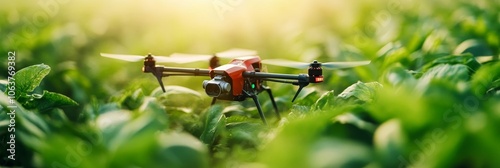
152, 86, 202, 113
420, 54, 480, 73
336, 81, 383, 104
0, 92, 49, 150
120, 89, 145, 110
374, 119, 408, 167
381, 66, 417, 87
11, 64, 51, 98
0, 80, 7, 92
226, 121, 266, 148
333, 113, 376, 133
313, 90, 335, 110
454, 39, 493, 57
157, 132, 209, 168
26, 90, 78, 112
471, 62, 500, 97
96, 110, 132, 147
200, 105, 226, 146
417, 64, 469, 92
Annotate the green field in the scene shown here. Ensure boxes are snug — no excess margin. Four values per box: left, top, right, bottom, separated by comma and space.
1, 0, 500, 167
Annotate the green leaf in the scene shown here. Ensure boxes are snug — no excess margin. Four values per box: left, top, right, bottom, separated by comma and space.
34, 132, 108, 168
374, 42, 410, 70
374, 119, 408, 167
107, 110, 169, 167
380, 66, 417, 88
115, 111, 167, 146
157, 132, 209, 168
138, 97, 166, 115
293, 87, 320, 106
259, 113, 331, 168
152, 86, 202, 113
0, 80, 7, 92
471, 61, 500, 97
307, 138, 372, 168
333, 113, 376, 133
151, 85, 201, 97
454, 39, 493, 57
422, 30, 446, 53
226, 122, 266, 148
259, 112, 372, 168
26, 90, 79, 112
222, 104, 247, 117
0, 109, 9, 134
11, 64, 51, 98
0, 92, 49, 150
366, 86, 427, 130
336, 81, 383, 104
313, 90, 335, 110
420, 54, 481, 73
200, 105, 226, 146
96, 110, 132, 147
417, 64, 470, 91
120, 89, 145, 110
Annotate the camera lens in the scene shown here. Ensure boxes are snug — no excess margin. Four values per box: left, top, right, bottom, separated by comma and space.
203, 79, 231, 97
206, 83, 222, 97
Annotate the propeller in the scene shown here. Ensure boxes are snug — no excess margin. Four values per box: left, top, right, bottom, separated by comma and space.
100, 53, 145, 62
215, 48, 257, 58
101, 53, 183, 63
261, 59, 371, 69
100, 53, 167, 92
168, 48, 258, 63
102, 48, 258, 64
168, 53, 213, 63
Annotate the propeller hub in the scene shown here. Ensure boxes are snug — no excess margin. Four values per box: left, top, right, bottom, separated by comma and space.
310, 60, 321, 68
209, 56, 220, 69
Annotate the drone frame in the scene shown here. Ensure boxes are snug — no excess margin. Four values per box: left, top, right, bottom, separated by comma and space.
103, 51, 369, 125
142, 55, 321, 125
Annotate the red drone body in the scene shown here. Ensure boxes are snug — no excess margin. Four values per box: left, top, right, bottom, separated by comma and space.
207, 56, 262, 100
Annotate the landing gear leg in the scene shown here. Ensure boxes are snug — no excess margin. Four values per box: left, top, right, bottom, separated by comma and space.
244, 91, 267, 125
263, 86, 280, 119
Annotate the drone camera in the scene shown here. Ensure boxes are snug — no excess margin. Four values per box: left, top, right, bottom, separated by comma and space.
203, 76, 232, 97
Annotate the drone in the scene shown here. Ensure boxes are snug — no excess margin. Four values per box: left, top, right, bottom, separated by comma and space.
101, 49, 370, 124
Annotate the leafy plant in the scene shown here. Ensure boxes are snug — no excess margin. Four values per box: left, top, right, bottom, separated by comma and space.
2, 0, 500, 167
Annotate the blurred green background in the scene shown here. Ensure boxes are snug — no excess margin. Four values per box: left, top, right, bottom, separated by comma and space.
1, 0, 498, 105
1, 0, 500, 167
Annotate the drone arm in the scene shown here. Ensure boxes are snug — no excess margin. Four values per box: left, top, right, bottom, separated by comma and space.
261, 78, 296, 84
160, 66, 211, 76
242, 72, 303, 80
148, 66, 210, 93
162, 73, 209, 77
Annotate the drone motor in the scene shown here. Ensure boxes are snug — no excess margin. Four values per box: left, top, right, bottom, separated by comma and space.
308, 60, 324, 83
